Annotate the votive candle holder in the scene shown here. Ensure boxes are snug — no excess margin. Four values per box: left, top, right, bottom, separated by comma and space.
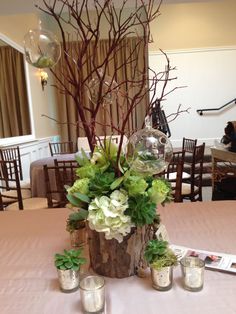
180, 256, 205, 292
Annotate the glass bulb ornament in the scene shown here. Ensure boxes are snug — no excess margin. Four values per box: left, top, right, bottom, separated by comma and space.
24, 29, 61, 69
125, 127, 173, 175
87, 70, 118, 105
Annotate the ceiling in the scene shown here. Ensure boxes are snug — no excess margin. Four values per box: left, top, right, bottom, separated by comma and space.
0, 0, 221, 16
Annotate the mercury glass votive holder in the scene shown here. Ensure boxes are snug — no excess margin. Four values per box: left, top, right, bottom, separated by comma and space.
79, 275, 105, 314
151, 266, 173, 291
180, 256, 205, 292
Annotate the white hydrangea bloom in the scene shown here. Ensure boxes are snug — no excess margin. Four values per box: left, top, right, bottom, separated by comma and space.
88, 189, 134, 243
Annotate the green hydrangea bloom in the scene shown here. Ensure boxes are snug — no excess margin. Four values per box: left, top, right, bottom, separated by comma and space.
67, 178, 90, 195
76, 164, 99, 179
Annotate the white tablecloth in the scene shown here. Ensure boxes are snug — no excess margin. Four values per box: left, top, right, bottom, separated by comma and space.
0, 201, 236, 314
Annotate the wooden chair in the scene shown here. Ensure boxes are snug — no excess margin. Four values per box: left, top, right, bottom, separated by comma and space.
165, 151, 185, 202
181, 143, 205, 202
0, 160, 48, 211
0, 192, 3, 211
49, 141, 75, 156
0, 160, 31, 210
44, 163, 78, 208
0, 146, 30, 189
182, 137, 197, 153
54, 159, 78, 168
181, 137, 198, 179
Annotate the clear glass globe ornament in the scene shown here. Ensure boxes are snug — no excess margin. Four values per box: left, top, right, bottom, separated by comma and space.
87, 69, 118, 105
125, 120, 173, 175
24, 29, 61, 68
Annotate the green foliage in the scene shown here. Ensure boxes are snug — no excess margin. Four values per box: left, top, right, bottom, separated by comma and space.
144, 239, 169, 263
66, 210, 88, 232
110, 176, 124, 190
88, 172, 115, 197
66, 193, 90, 208
54, 248, 86, 271
67, 178, 90, 196
65, 142, 172, 243
66, 178, 91, 208
144, 239, 178, 269
75, 148, 90, 166
151, 251, 178, 270
76, 164, 99, 179
126, 194, 156, 226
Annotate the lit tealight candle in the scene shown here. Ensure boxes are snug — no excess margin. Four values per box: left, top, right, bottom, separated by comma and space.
180, 257, 205, 292
80, 275, 105, 313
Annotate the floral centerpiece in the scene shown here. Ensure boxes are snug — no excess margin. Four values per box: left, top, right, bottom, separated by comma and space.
66, 137, 173, 277
23, 0, 185, 278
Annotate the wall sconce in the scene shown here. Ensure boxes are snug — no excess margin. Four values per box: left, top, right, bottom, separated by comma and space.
40, 70, 48, 91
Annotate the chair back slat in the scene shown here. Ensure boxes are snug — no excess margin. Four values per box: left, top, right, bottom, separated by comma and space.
49, 142, 74, 156
182, 137, 197, 153
0, 160, 23, 210
181, 143, 205, 201
43, 163, 78, 208
165, 150, 185, 202
0, 146, 23, 180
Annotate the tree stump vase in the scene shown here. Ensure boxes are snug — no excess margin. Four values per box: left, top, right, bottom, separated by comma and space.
87, 226, 153, 278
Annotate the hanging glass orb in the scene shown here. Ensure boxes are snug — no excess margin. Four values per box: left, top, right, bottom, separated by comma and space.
125, 127, 173, 175
87, 70, 118, 105
24, 29, 61, 68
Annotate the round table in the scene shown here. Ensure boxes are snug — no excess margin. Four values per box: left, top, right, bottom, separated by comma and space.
0, 201, 236, 314
30, 154, 77, 197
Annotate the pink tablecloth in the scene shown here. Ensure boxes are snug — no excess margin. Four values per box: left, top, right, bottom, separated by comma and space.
0, 201, 236, 314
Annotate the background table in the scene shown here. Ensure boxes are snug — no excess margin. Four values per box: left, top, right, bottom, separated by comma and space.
0, 201, 236, 314
30, 154, 77, 197
211, 147, 236, 189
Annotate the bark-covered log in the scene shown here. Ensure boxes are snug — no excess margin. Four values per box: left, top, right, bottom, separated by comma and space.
87, 226, 154, 278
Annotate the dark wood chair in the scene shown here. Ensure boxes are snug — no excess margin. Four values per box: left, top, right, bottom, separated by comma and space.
181, 143, 205, 202
0, 160, 24, 210
180, 137, 198, 179
54, 159, 78, 168
0, 192, 3, 211
182, 137, 197, 153
0, 146, 30, 189
0, 160, 31, 209
165, 150, 185, 202
0, 146, 23, 180
49, 141, 75, 156
0, 160, 48, 211
43, 163, 78, 208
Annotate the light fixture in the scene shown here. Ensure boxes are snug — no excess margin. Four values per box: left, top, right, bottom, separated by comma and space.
40, 70, 48, 91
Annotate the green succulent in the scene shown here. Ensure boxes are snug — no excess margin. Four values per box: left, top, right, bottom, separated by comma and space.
126, 194, 156, 226
144, 239, 178, 270
34, 55, 54, 68
54, 248, 86, 271
66, 210, 88, 232
88, 172, 115, 197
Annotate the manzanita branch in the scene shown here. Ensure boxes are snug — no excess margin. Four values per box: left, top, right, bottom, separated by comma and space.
38, 0, 184, 175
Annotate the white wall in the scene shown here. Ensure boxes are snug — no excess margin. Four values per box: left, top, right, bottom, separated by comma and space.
1, 137, 53, 180
149, 47, 236, 148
